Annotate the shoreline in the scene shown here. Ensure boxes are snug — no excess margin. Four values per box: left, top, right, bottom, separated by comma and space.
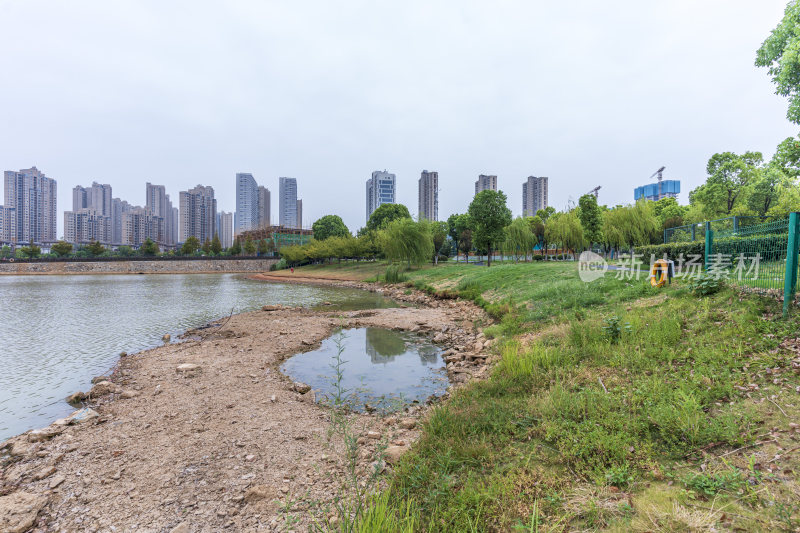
0, 277, 494, 531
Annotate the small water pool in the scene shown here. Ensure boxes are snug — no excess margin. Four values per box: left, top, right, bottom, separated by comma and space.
280, 328, 448, 412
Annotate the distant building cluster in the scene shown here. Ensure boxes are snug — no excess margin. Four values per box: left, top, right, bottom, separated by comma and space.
634, 180, 680, 202
234, 173, 272, 235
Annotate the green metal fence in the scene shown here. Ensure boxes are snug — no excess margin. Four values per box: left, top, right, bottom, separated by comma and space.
700, 213, 800, 315
664, 216, 770, 243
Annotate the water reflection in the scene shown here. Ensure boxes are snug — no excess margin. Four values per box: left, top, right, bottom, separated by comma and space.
282, 327, 448, 412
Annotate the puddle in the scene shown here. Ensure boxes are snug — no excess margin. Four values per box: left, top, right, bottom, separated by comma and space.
280, 328, 448, 413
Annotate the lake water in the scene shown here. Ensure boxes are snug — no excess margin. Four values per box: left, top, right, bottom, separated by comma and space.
281, 327, 448, 413
0, 274, 396, 441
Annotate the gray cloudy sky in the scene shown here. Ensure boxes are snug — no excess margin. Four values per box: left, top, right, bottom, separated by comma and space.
1, 0, 798, 236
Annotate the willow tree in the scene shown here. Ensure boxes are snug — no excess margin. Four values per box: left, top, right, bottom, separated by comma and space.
602, 201, 659, 256
381, 218, 433, 267
503, 217, 537, 262
544, 211, 585, 257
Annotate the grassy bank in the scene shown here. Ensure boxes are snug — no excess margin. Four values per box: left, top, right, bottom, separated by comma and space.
283, 261, 800, 531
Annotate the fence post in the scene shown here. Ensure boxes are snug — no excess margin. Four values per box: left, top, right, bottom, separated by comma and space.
704, 222, 712, 271
691, 225, 696, 242
733, 216, 739, 233
783, 212, 800, 316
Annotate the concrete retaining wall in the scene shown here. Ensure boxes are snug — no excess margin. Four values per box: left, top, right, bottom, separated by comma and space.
0, 258, 277, 275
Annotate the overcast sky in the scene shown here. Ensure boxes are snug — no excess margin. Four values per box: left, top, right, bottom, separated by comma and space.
1, 0, 798, 236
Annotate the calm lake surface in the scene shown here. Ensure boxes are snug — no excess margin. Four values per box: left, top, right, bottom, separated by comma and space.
0, 274, 396, 441
281, 327, 448, 412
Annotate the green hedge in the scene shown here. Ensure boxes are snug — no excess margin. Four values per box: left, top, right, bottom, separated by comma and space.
635, 233, 789, 265
634, 241, 704, 264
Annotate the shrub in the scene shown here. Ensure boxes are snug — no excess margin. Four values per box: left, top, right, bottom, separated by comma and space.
602, 316, 631, 344
384, 264, 408, 283
688, 272, 725, 296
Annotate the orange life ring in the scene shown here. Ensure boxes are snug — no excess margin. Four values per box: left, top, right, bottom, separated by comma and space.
650, 259, 669, 288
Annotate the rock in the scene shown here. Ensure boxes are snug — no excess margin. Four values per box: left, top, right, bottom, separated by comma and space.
120, 390, 140, 399
170, 522, 190, 533
398, 418, 416, 430
261, 305, 282, 311
69, 407, 99, 424
409, 325, 421, 332
33, 466, 56, 481
27, 425, 62, 442
433, 333, 447, 343
293, 382, 311, 394
384, 445, 407, 465
302, 390, 316, 404
473, 341, 484, 352
119, 351, 127, 357
91, 376, 109, 384
89, 380, 117, 397
245, 454, 256, 462
9, 441, 31, 457
176, 363, 201, 375
49, 475, 66, 489
301, 339, 314, 346
444, 354, 462, 363
0, 491, 48, 533
367, 431, 381, 440
65, 391, 86, 405
162, 333, 171, 343
244, 485, 274, 503
270, 394, 276, 403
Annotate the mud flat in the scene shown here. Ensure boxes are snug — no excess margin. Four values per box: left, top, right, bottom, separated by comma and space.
0, 284, 494, 532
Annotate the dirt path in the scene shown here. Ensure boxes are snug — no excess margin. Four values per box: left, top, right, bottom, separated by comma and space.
1, 285, 491, 532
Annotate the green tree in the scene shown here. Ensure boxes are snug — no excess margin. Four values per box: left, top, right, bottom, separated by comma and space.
545, 211, 585, 256
748, 165, 784, 215
772, 136, 800, 177
602, 201, 659, 254
181, 236, 200, 255
448, 214, 472, 262
503, 217, 536, 262
201, 238, 212, 255
0, 245, 11, 259
756, 2, 800, 123
366, 203, 411, 231
691, 152, 763, 216
211, 234, 222, 255
51, 241, 73, 257
86, 240, 106, 257
536, 206, 556, 222
527, 215, 545, 255
140, 238, 159, 256
577, 194, 602, 247
19, 244, 42, 258
244, 238, 256, 255
229, 237, 242, 256
381, 218, 434, 267
429, 220, 449, 264
258, 239, 268, 255
312, 215, 350, 240
468, 190, 512, 266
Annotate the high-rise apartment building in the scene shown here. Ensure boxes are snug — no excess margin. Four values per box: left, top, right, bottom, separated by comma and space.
296, 199, 303, 229
522, 176, 549, 216
279, 177, 298, 228
122, 207, 164, 246
179, 185, 216, 243
475, 174, 497, 196
0, 205, 16, 244
144, 183, 177, 245
3, 166, 57, 244
418, 170, 438, 221
218, 211, 233, 249
111, 198, 132, 245
258, 186, 270, 228
235, 173, 259, 235
169, 206, 179, 245
366, 170, 396, 222
64, 209, 112, 244
73, 182, 112, 216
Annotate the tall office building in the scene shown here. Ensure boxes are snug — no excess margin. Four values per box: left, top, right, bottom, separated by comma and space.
418, 170, 438, 221
258, 186, 270, 228
634, 180, 680, 202
3, 166, 57, 244
179, 185, 216, 243
279, 177, 298, 228
475, 174, 497, 196
218, 211, 234, 249
296, 199, 303, 229
522, 176, 549, 216
366, 170, 396, 222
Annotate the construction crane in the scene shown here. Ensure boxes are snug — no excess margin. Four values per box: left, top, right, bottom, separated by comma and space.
649, 166, 666, 199
586, 186, 601, 199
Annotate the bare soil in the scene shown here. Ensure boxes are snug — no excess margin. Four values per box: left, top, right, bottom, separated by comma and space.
0, 283, 492, 532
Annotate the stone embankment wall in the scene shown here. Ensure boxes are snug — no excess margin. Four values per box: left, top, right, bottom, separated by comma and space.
0, 259, 277, 275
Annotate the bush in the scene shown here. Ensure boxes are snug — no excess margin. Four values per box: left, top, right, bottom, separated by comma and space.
688, 273, 725, 296
271, 258, 288, 271
602, 316, 631, 344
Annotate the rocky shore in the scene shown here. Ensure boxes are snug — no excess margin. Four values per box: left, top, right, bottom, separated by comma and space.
0, 281, 494, 532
